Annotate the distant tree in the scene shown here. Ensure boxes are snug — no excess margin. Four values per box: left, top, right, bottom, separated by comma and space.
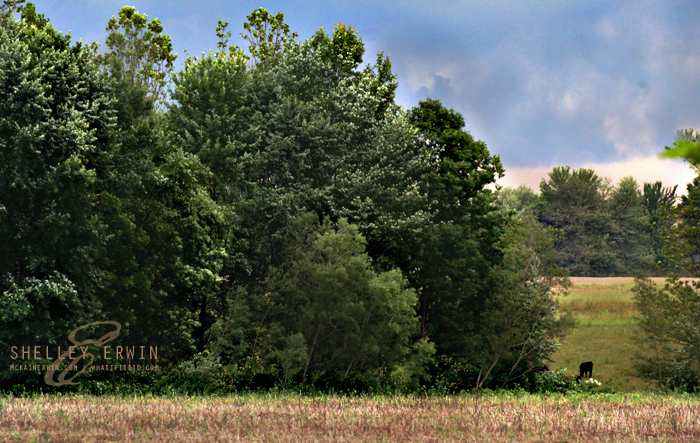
608, 177, 653, 274
642, 181, 677, 271
539, 167, 618, 276
497, 185, 540, 217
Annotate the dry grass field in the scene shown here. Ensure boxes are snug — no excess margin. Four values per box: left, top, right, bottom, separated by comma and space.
2, 393, 700, 442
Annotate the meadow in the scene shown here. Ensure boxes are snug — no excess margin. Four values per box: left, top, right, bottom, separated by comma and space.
550, 277, 678, 393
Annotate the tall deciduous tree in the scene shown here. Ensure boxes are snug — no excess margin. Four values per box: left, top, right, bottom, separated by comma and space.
95, 5, 177, 111
405, 99, 505, 358
169, 12, 432, 379
90, 6, 228, 360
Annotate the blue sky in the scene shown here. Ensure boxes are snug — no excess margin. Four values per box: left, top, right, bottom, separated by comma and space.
31, 0, 699, 192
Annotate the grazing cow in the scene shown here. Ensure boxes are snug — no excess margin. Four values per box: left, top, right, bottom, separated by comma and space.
533, 365, 549, 373
579, 361, 593, 378
576, 375, 582, 383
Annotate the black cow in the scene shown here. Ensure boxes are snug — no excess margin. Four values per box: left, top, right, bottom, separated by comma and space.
579, 361, 593, 378
533, 365, 549, 373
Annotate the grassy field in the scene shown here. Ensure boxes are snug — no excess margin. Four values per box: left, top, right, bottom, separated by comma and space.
2, 393, 700, 442
551, 280, 657, 393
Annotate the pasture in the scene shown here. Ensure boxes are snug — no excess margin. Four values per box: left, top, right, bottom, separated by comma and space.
2, 393, 700, 442
551, 278, 668, 393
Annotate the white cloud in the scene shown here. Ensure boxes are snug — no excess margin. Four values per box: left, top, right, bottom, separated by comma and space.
498, 155, 696, 195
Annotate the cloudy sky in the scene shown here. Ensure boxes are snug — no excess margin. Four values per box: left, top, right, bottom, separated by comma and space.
30, 0, 699, 193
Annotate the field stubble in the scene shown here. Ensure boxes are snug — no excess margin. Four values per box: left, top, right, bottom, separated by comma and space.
2, 394, 700, 442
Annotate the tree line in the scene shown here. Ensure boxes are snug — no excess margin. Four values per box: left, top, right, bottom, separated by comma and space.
499, 169, 678, 277
7, 1, 693, 394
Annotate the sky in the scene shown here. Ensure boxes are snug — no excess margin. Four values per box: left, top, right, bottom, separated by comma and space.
29, 0, 700, 194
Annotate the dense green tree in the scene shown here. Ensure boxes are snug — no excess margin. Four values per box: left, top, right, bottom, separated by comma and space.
169, 13, 433, 381
168, 40, 250, 188
608, 177, 652, 274
170, 16, 432, 285
643, 181, 677, 270
86, 6, 228, 360
405, 99, 505, 356
265, 214, 420, 383
0, 8, 112, 377
633, 277, 700, 389
497, 185, 540, 217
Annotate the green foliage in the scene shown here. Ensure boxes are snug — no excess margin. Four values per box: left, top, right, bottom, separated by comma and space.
540, 167, 620, 275
0, 0, 25, 16
241, 8, 297, 69
0, 8, 112, 316
663, 176, 700, 274
170, 19, 433, 301
608, 177, 653, 274
310, 23, 364, 79
632, 278, 700, 391
404, 99, 505, 361
497, 185, 540, 217
0, 11, 116, 384
168, 40, 249, 186
0, 4, 586, 396
660, 129, 700, 167
409, 98, 504, 222
471, 214, 575, 390
0, 272, 94, 380
266, 215, 420, 383
643, 181, 677, 271
95, 5, 177, 110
